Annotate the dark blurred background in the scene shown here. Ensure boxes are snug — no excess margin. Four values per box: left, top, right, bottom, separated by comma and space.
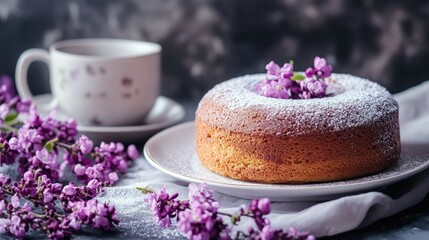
1, 0, 428, 101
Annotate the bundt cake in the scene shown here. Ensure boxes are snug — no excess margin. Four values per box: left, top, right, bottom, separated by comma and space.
195, 73, 400, 183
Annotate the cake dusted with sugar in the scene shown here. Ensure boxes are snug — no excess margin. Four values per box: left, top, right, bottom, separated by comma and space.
195, 57, 400, 183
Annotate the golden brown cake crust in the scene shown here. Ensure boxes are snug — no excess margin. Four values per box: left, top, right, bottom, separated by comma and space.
195, 74, 401, 183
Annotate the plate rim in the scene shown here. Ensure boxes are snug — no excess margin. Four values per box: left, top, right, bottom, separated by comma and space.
144, 121, 429, 194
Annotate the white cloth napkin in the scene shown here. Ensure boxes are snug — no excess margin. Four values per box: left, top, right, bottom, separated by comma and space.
395, 81, 429, 144
99, 82, 429, 238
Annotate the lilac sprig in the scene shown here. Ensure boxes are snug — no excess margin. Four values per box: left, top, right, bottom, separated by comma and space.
141, 186, 189, 228
178, 183, 230, 239
0, 78, 138, 186
0, 171, 119, 238
66, 138, 139, 186
256, 56, 332, 99
0, 78, 139, 239
3, 107, 138, 186
139, 183, 315, 240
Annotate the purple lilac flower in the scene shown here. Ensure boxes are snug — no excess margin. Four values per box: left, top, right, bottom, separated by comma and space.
0, 76, 15, 97
244, 198, 316, 240
67, 199, 119, 230
144, 186, 185, 228
0, 137, 19, 166
15, 99, 32, 113
0, 200, 6, 211
18, 171, 39, 197
0, 77, 15, 105
85, 164, 103, 179
8, 215, 26, 237
0, 169, 118, 238
0, 173, 11, 186
260, 225, 275, 239
44, 218, 72, 239
97, 142, 124, 156
266, 61, 294, 80
12, 171, 62, 209
257, 79, 292, 99
188, 183, 219, 211
247, 198, 272, 229
9, 128, 43, 153
108, 172, 119, 182
57, 119, 78, 144
299, 78, 327, 99
63, 138, 137, 186
60, 182, 98, 212
0, 200, 35, 238
0, 103, 9, 120
63, 151, 91, 171
65, 142, 138, 185
176, 183, 230, 239
178, 204, 231, 240
247, 225, 316, 240
257, 198, 271, 215
0, 81, 127, 239
87, 179, 102, 192
11, 194, 19, 208
258, 57, 331, 100
305, 56, 332, 79
27, 149, 60, 180
62, 185, 77, 196
257, 61, 295, 99
127, 144, 139, 160
23, 109, 77, 145
10, 107, 85, 181
0, 218, 10, 233
75, 135, 93, 154
73, 164, 87, 176
142, 183, 316, 240
287, 227, 316, 240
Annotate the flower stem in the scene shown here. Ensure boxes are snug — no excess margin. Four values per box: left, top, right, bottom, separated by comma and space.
1, 186, 65, 220
235, 231, 249, 240
0, 125, 18, 133
217, 211, 233, 217
56, 141, 73, 151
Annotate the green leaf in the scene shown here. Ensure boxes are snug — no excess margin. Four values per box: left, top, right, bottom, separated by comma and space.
289, 60, 294, 65
3, 112, 21, 126
44, 138, 58, 153
4, 112, 18, 122
0, 143, 3, 148
45, 141, 55, 153
136, 186, 154, 194
291, 73, 305, 81
230, 214, 241, 225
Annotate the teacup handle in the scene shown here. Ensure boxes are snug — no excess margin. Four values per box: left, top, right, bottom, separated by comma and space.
15, 49, 58, 110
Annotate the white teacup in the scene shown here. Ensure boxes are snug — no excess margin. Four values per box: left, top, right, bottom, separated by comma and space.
15, 38, 161, 126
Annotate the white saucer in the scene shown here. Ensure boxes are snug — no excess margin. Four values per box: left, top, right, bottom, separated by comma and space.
144, 122, 429, 201
34, 94, 185, 144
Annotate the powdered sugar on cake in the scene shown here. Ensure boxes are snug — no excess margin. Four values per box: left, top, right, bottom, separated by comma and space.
197, 73, 399, 136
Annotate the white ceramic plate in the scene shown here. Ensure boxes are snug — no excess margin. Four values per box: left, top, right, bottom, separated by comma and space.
144, 122, 429, 201
34, 94, 185, 144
